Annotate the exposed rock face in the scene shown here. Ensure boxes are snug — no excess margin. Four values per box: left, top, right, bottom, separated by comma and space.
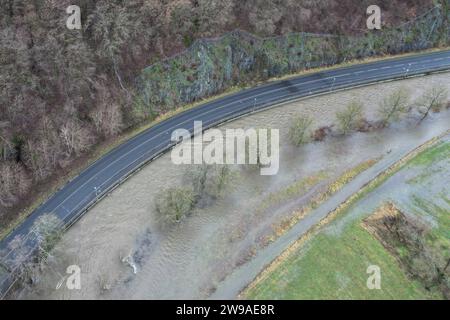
137, 7, 449, 115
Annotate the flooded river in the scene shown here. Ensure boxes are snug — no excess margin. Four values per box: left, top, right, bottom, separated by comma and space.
20, 73, 450, 300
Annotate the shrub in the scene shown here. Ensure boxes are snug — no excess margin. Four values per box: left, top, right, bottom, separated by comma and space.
336, 101, 364, 134
288, 116, 313, 146
154, 187, 195, 225
154, 165, 236, 226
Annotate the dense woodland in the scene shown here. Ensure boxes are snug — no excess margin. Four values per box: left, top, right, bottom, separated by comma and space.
0, 0, 439, 227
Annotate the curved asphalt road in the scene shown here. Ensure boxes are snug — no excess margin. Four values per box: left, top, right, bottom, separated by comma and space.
1, 50, 450, 295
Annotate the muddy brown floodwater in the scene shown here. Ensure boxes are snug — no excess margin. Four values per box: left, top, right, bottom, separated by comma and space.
22, 73, 450, 300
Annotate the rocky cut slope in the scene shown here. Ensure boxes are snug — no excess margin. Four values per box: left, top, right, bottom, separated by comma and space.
0, 0, 447, 236
136, 5, 450, 115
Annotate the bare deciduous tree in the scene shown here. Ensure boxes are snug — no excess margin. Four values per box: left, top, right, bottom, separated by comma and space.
416, 85, 448, 123
186, 164, 235, 200
32, 213, 64, 259
6, 213, 63, 296
60, 120, 93, 157
90, 84, 123, 137
377, 88, 410, 126
0, 162, 30, 208
22, 116, 63, 180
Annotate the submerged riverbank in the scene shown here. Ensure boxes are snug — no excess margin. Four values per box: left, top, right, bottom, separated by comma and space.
244, 136, 450, 299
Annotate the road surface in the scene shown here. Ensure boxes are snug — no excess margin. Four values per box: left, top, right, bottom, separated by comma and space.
1, 50, 450, 296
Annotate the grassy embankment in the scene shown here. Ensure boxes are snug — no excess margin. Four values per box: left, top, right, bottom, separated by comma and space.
257, 159, 379, 245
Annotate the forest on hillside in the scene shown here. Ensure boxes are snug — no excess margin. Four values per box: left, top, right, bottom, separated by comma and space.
0, 0, 442, 227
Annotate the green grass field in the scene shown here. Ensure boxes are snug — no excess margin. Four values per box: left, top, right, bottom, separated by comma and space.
406, 141, 450, 263
407, 141, 450, 167
246, 141, 450, 300
246, 220, 438, 299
